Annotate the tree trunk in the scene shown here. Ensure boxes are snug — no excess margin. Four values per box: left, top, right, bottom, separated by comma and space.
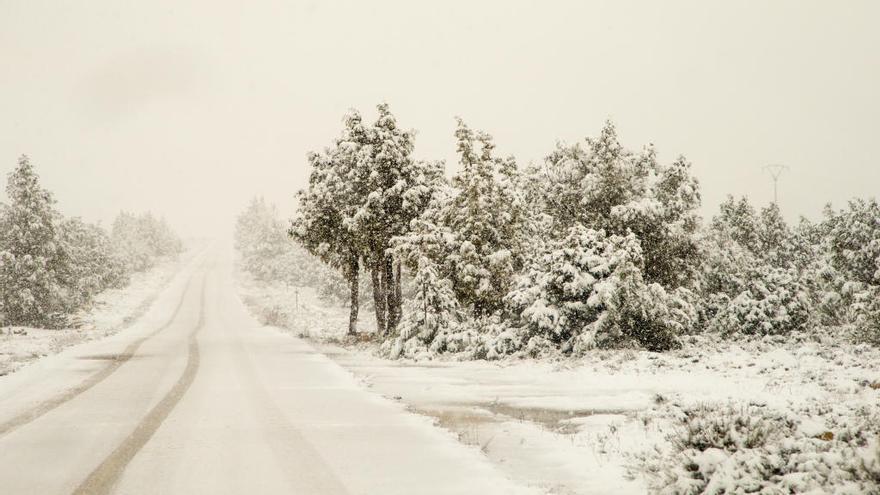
371, 259, 387, 335
347, 253, 359, 336
394, 260, 402, 320
385, 255, 402, 332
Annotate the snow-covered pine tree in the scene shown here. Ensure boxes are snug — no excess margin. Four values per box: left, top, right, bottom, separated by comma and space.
824, 198, 880, 287
816, 198, 880, 341
349, 103, 444, 335
439, 118, 530, 315
57, 217, 129, 313
505, 225, 691, 353
0, 155, 67, 327
702, 196, 815, 335
110, 211, 182, 272
236, 196, 341, 291
292, 110, 370, 335
391, 219, 458, 357
711, 196, 761, 254
535, 120, 702, 290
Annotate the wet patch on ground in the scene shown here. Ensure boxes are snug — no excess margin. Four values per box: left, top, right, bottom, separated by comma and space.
413, 400, 627, 435
478, 402, 627, 434
77, 353, 137, 361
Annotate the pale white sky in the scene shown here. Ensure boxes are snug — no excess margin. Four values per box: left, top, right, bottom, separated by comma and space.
1, 1, 878, 236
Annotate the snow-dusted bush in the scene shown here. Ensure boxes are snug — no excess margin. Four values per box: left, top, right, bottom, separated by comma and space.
825, 199, 880, 287
111, 211, 182, 273
533, 121, 702, 290
637, 402, 880, 494
708, 264, 813, 336
57, 217, 130, 312
1, 156, 169, 328
701, 197, 816, 337
851, 285, 880, 345
392, 257, 459, 352
505, 226, 692, 353
236, 197, 324, 286
575, 265, 697, 352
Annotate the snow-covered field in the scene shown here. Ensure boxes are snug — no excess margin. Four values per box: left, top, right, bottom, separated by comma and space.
238, 270, 880, 494
0, 251, 194, 377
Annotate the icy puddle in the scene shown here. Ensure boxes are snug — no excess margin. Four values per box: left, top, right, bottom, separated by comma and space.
321, 347, 648, 494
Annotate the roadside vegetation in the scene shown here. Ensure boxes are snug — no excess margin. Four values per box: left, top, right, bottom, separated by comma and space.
0, 155, 183, 329
234, 103, 880, 494
237, 103, 878, 358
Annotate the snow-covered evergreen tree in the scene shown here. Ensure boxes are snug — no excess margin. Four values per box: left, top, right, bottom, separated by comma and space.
57, 217, 129, 312
824, 198, 880, 287
111, 211, 182, 273
0, 155, 67, 327
709, 264, 812, 336
814, 198, 880, 341
505, 225, 690, 353
291, 111, 366, 334
415, 119, 531, 316
702, 196, 814, 335
534, 121, 702, 290
348, 103, 445, 334
236, 196, 350, 301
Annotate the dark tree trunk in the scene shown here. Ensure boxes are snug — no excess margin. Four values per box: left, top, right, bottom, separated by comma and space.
394, 260, 402, 322
385, 255, 402, 332
371, 259, 387, 335
347, 252, 359, 336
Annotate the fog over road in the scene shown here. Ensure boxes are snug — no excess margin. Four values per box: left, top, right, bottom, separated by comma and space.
0, 248, 533, 495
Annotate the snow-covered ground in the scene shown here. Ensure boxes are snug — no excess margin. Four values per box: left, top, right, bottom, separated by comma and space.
0, 250, 197, 377
237, 269, 880, 494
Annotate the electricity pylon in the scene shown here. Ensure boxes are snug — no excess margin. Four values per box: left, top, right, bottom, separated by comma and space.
763, 164, 789, 205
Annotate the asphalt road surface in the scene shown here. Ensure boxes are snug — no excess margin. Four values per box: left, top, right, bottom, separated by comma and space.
0, 249, 535, 495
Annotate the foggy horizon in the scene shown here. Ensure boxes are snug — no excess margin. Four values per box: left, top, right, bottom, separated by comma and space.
3, 1, 879, 235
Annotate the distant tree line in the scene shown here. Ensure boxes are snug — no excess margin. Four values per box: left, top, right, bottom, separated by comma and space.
234, 196, 368, 306
0, 156, 183, 328
242, 103, 878, 358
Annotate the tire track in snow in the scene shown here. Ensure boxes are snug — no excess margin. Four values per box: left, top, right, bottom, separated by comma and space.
73, 274, 208, 495
0, 271, 198, 439
224, 310, 349, 493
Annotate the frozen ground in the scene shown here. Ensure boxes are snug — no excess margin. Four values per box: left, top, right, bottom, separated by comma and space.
238, 270, 880, 494
0, 250, 197, 377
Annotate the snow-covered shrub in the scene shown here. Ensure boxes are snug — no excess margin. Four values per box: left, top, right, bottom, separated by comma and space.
701, 197, 817, 337
1, 156, 165, 328
825, 199, 880, 287
851, 285, 880, 345
57, 217, 130, 312
393, 256, 459, 351
505, 226, 691, 353
386, 312, 506, 361
708, 264, 812, 336
532, 122, 703, 290
576, 266, 696, 352
637, 402, 880, 494
235, 196, 331, 289
111, 211, 182, 273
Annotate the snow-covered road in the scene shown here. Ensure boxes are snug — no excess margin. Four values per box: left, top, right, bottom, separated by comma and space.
0, 248, 535, 495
